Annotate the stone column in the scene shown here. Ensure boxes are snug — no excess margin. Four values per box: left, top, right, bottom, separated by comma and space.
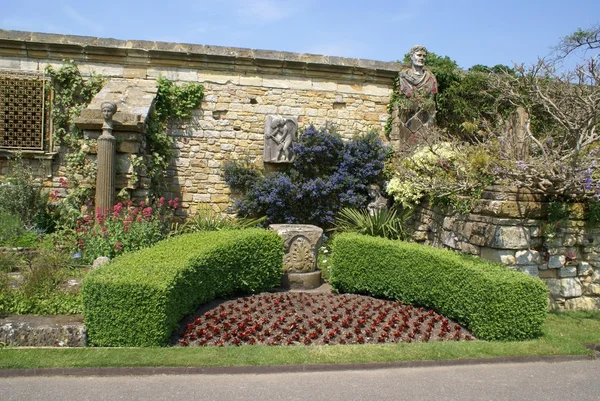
95, 102, 117, 219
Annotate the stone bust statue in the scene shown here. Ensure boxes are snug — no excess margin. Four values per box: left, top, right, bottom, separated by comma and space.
392, 45, 439, 138
398, 45, 438, 99
101, 102, 117, 130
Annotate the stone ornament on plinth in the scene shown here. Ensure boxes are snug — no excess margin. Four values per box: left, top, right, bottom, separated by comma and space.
269, 224, 323, 290
95, 101, 117, 219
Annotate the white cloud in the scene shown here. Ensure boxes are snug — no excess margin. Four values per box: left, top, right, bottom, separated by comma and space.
61, 5, 104, 34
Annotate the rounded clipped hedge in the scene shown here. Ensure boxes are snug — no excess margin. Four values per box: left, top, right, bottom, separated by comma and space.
82, 229, 283, 347
329, 233, 547, 341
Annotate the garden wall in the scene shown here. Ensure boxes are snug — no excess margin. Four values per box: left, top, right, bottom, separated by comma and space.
0, 30, 399, 216
411, 185, 600, 310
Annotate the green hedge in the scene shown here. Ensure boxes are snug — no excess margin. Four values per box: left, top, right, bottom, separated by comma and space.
329, 233, 547, 341
82, 229, 283, 347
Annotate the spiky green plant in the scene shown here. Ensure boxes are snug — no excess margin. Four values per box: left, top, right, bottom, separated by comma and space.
332, 207, 412, 240
176, 204, 266, 233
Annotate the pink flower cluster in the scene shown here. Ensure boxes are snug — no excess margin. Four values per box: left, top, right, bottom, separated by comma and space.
75, 196, 180, 261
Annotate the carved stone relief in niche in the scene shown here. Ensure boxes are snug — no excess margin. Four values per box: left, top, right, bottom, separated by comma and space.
283, 235, 315, 273
263, 115, 298, 163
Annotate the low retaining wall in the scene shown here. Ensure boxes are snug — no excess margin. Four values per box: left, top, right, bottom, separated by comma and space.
411, 186, 600, 310
0, 315, 86, 347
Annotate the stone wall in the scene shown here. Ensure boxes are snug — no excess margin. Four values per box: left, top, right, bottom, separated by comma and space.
412, 185, 600, 310
0, 30, 399, 216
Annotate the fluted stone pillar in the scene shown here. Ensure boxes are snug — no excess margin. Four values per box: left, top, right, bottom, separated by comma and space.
95, 102, 117, 219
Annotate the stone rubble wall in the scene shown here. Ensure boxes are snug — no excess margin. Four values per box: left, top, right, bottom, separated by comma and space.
0, 315, 86, 347
411, 186, 600, 310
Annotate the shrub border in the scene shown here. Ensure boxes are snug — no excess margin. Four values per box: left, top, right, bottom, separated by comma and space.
82, 229, 283, 347
329, 233, 548, 341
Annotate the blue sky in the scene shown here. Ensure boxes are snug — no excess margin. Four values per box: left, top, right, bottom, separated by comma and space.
2, 1, 599, 69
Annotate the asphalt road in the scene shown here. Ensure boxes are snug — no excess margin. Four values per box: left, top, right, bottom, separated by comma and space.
1, 359, 599, 401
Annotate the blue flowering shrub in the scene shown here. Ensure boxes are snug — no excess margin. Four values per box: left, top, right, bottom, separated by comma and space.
225, 125, 390, 228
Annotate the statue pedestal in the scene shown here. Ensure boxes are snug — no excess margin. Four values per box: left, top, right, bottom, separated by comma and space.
268, 224, 323, 290
281, 270, 322, 290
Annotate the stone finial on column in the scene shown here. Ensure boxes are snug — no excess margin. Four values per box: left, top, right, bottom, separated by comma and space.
95, 102, 117, 220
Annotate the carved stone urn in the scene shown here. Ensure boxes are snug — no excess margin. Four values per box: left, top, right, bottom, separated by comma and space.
268, 224, 323, 290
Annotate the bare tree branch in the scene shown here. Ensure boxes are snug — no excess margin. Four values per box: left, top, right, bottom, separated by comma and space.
554, 25, 600, 59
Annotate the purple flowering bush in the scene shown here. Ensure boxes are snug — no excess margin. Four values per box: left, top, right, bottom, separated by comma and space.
75, 198, 179, 263
227, 125, 390, 228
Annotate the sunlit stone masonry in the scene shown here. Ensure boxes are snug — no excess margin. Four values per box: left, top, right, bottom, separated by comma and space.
0, 29, 398, 217
411, 186, 600, 310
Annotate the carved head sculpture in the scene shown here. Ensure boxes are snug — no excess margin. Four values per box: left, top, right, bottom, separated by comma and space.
270, 115, 285, 130
367, 184, 381, 199
100, 102, 117, 121
409, 45, 428, 69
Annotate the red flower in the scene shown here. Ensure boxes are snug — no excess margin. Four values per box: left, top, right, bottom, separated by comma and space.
142, 207, 153, 219
95, 208, 105, 223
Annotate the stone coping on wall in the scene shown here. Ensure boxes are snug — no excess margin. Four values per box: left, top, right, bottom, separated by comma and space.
0, 29, 402, 83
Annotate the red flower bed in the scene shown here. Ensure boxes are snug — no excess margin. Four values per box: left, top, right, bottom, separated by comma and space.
177, 293, 475, 347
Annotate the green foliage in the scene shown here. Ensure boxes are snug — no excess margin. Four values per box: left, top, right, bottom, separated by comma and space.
82, 229, 283, 347
0, 154, 52, 232
0, 291, 82, 316
154, 76, 205, 121
393, 51, 517, 139
45, 60, 104, 146
329, 233, 548, 341
332, 207, 412, 241
223, 159, 262, 193
586, 200, 600, 226
176, 204, 266, 233
45, 60, 104, 227
0, 212, 25, 246
0, 248, 84, 316
387, 142, 495, 210
145, 77, 204, 197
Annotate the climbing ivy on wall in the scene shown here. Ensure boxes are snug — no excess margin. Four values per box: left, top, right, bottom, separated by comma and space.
45, 60, 104, 226
145, 76, 204, 197
44, 63, 204, 223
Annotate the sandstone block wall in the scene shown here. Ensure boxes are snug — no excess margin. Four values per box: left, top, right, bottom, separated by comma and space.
412, 186, 600, 310
0, 30, 398, 216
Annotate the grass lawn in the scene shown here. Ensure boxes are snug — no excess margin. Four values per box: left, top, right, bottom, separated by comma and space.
0, 311, 598, 369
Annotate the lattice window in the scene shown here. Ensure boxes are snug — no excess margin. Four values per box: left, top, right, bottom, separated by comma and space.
0, 70, 50, 151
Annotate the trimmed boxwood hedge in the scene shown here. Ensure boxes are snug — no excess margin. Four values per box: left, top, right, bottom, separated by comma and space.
329, 233, 547, 341
82, 229, 283, 347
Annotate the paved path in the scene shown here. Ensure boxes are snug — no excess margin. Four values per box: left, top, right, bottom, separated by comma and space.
1, 359, 599, 401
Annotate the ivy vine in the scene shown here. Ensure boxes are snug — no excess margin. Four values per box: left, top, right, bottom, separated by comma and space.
45, 60, 104, 226
144, 76, 204, 197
